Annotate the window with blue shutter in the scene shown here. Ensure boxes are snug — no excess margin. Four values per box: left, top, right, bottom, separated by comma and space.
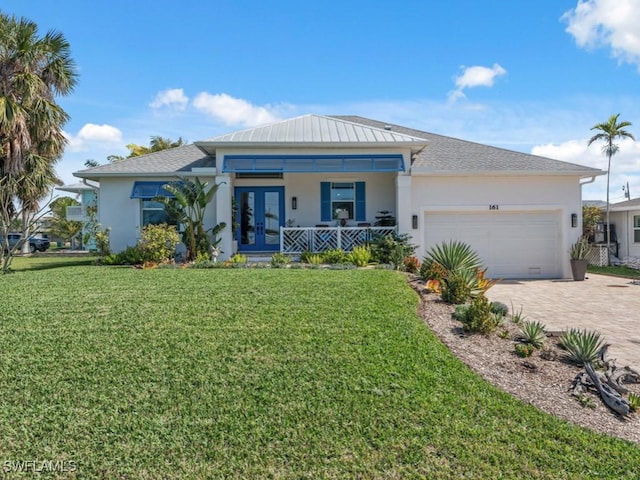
355, 182, 366, 221
321, 182, 367, 223
320, 182, 331, 221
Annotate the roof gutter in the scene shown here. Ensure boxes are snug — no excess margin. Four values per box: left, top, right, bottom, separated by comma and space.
579, 176, 597, 185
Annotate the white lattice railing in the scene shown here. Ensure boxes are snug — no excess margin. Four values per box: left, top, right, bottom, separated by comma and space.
586, 244, 609, 267
280, 226, 397, 254
66, 206, 88, 222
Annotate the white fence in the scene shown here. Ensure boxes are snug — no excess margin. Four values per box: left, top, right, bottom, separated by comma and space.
280, 226, 397, 254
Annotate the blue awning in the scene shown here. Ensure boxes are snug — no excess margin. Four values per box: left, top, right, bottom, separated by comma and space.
222, 154, 405, 173
130, 181, 177, 199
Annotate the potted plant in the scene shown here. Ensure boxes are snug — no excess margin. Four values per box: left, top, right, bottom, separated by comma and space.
569, 237, 589, 281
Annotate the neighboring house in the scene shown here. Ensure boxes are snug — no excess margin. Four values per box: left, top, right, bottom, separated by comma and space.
57, 181, 99, 250
67, 114, 604, 278
608, 198, 640, 259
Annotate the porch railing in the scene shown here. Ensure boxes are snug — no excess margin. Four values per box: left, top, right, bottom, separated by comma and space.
280, 226, 397, 254
66, 206, 89, 222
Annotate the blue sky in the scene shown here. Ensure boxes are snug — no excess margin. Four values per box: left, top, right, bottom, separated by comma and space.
4, 0, 640, 201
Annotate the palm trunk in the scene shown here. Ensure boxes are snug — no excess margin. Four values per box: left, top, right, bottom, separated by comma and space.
606, 148, 612, 266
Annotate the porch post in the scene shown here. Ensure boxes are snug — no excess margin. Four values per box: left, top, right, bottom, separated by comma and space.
396, 175, 412, 237
215, 174, 232, 261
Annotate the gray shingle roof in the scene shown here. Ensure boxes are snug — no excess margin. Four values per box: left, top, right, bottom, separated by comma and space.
196, 114, 428, 153
74, 144, 215, 178
332, 116, 604, 176
611, 198, 640, 211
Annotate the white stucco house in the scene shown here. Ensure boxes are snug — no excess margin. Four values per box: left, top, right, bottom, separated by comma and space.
608, 198, 640, 259
69, 114, 604, 278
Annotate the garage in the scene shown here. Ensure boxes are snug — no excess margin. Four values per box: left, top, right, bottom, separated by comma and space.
424, 211, 562, 279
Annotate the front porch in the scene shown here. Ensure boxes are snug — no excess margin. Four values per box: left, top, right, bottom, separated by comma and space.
280, 226, 397, 254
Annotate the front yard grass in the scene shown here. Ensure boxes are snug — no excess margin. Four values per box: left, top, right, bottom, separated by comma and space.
588, 264, 640, 280
1, 260, 639, 478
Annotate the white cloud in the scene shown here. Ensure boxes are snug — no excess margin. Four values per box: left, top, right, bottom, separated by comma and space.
448, 64, 507, 102
64, 123, 123, 152
192, 92, 279, 127
563, 0, 640, 68
532, 137, 640, 201
149, 88, 189, 111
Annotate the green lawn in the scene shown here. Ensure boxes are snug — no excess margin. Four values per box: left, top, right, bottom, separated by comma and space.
1, 260, 639, 478
588, 264, 640, 280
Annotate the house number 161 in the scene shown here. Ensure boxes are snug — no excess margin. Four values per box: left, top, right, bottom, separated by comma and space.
489, 204, 499, 210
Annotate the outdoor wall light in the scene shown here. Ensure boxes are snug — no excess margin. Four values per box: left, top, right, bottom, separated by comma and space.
571, 213, 578, 228
291, 197, 297, 210
412, 214, 418, 229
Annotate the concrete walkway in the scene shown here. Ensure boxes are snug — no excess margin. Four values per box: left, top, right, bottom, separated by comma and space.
485, 273, 640, 371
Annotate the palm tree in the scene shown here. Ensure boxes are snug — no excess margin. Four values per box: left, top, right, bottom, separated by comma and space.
0, 13, 76, 269
155, 178, 226, 261
0, 13, 77, 175
588, 114, 635, 263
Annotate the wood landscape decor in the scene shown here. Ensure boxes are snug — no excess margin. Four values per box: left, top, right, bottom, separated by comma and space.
571, 345, 640, 416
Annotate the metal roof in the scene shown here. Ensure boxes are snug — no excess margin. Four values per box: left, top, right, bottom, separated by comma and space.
74, 144, 215, 179
333, 116, 604, 177
195, 114, 428, 154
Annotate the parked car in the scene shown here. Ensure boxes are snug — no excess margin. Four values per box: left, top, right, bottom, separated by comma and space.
1, 233, 51, 253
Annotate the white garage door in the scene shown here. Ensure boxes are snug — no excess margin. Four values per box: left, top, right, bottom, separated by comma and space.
424, 211, 561, 279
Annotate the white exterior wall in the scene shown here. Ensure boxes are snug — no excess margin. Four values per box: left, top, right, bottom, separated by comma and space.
410, 175, 584, 278
98, 176, 217, 253
611, 210, 640, 258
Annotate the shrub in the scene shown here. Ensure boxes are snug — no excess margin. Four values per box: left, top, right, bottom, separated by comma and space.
307, 254, 324, 265
490, 301, 509, 317
299, 251, 314, 263
453, 304, 470, 321
230, 253, 248, 264
629, 393, 640, 412
560, 329, 604, 365
271, 252, 291, 268
518, 320, 547, 349
441, 271, 472, 305
515, 343, 535, 358
322, 248, 346, 264
460, 295, 501, 334
138, 223, 180, 263
419, 259, 447, 282
101, 245, 145, 266
403, 256, 420, 273
347, 245, 371, 267
371, 233, 416, 268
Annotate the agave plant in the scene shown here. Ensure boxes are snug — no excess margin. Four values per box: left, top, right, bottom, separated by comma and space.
424, 240, 483, 274
560, 328, 604, 365
518, 320, 547, 349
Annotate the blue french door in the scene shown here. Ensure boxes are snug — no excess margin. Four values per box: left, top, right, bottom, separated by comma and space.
235, 187, 285, 252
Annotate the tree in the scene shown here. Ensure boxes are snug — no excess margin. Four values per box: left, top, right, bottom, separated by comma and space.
582, 205, 602, 240
0, 12, 77, 271
588, 114, 635, 262
154, 178, 226, 261
48, 196, 82, 244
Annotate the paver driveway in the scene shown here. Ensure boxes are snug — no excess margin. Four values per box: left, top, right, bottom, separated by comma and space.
486, 273, 640, 371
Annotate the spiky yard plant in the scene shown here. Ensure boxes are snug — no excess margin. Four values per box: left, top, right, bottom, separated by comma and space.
629, 393, 640, 412
518, 320, 547, 349
560, 329, 604, 365
424, 240, 483, 274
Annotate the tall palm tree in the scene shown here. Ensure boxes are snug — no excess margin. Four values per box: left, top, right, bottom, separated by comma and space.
0, 13, 77, 175
0, 12, 76, 269
588, 114, 634, 262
